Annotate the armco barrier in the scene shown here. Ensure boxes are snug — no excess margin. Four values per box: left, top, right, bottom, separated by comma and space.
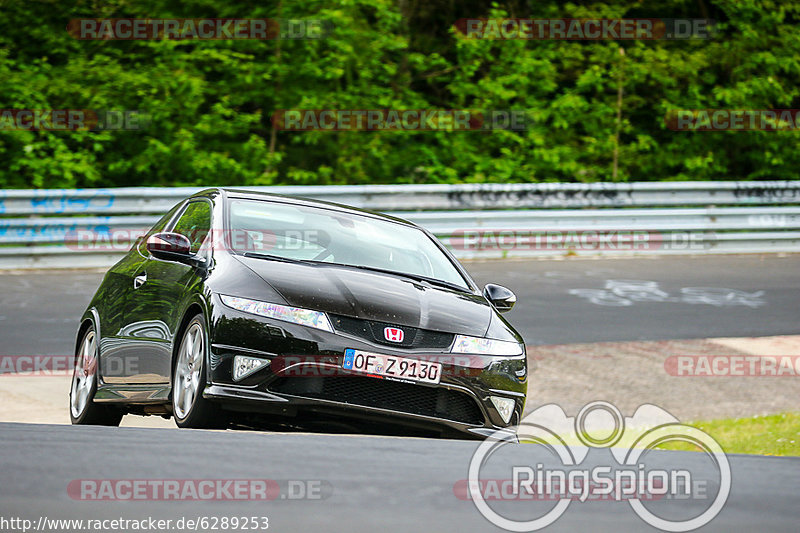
1, 181, 799, 268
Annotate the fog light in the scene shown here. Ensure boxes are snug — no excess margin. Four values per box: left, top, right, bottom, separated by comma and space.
490, 396, 515, 424
233, 355, 269, 381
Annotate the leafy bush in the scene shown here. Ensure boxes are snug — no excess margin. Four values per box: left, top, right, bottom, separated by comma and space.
1, 0, 799, 188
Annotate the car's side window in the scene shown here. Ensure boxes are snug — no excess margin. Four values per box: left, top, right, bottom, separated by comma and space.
170, 200, 212, 254
137, 202, 185, 256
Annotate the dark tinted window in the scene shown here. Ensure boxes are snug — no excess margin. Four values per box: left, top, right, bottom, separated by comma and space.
137, 201, 184, 255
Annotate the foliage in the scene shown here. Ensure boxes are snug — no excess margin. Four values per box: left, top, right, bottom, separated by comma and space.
1, 0, 799, 188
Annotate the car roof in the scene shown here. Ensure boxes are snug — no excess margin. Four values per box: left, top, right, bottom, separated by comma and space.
191, 187, 419, 228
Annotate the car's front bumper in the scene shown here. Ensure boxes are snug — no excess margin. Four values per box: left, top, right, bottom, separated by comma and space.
206, 301, 527, 439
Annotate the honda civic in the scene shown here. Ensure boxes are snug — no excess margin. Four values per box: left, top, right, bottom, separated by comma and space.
70, 188, 527, 439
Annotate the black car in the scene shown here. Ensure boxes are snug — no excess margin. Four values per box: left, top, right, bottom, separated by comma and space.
70, 188, 527, 439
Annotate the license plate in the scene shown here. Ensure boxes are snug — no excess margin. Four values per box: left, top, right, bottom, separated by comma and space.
342, 349, 442, 385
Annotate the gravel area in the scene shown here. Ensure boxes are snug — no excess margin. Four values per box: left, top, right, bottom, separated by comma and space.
525, 335, 800, 422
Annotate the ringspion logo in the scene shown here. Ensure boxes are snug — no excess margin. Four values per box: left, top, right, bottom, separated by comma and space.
466, 401, 730, 531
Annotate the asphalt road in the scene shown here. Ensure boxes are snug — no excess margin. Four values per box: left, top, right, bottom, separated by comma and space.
0, 255, 798, 354
1, 257, 798, 532
471, 254, 800, 344
0, 422, 797, 533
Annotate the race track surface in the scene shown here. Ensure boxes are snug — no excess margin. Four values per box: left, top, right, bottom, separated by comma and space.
467, 254, 800, 344
1, 256, 798, 532
0, 422, 797, 533
1, 254, 799, 353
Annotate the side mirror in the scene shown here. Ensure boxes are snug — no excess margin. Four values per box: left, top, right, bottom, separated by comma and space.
146, 232, 192, 262
484, 284, 517, 313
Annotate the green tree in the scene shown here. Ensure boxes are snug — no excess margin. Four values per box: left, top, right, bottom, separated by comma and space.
0, 0, 799, 188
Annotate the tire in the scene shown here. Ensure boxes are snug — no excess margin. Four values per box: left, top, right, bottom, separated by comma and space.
172, 314, 224, 429
70, 325, 123, 426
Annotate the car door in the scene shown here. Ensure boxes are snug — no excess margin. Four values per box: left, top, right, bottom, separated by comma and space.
116, 199, 212, 384
98, 203, 183, 384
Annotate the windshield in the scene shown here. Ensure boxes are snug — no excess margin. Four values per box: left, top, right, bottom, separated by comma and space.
227, 198, 470, 290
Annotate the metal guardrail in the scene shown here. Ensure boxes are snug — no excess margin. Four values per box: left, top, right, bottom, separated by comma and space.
1, 181, 799, 268
1, 181, 800, 215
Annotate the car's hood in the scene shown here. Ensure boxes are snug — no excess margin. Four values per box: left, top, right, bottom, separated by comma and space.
235, 256, 491, 336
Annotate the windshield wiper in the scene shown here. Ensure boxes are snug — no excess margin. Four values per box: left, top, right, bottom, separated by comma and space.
343, 264, 469, 293
241, 253, 468, 292
242, 252, 311, 264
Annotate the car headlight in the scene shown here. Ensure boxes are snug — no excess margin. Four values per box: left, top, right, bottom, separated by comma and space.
220, 295, 333, 333
451, 334, 523, 356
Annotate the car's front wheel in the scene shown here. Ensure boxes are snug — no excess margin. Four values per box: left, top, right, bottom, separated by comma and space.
70, 326, 123, 426
172, 314, 224, 429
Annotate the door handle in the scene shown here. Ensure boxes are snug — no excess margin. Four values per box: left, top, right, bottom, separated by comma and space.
133, 272, 147, 289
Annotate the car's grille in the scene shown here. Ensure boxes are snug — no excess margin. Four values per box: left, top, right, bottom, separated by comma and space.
269, 377, 483, 425
329, 315, 454, 349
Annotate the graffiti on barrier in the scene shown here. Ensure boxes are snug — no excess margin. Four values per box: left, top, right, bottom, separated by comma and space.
29, 190, 115, 214
446, 185, 632, 209
732, 182, 800, 203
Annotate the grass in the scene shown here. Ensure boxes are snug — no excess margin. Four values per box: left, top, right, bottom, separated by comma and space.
519, 412, 800, 457
656, 412, 800, 456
